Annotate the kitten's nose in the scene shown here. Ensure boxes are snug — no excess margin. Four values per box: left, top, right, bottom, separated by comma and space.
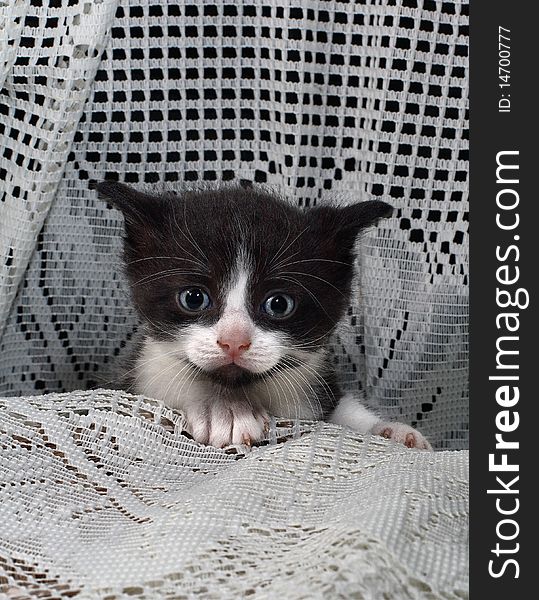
217, 335, 252, 360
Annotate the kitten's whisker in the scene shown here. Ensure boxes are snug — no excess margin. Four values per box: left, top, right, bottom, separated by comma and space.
268, 226, 310, 270
132, 269, 206, 287
183, 209, 209, 263
128, 347, 186, 379
269, 326, 335, 349
134, 351, 192, 387
274, 257, 351, 270
171, 241, 206, 271
272, 226, 291, 256
177, 365, 205, 416
273, 361, 316, 421
278, 354, 328, 398
170, 210, 208, 269
136, 309, 177, 340
267, 229, 291, 272
95, 346, 183, 389
269, 248, 302, 274
132, 361, 181, 395
279, 370, 318, 422
126, 256, 205, 267
259, 373, 276, 413
267, 363, 301, 422
170, 228, 207, 269
175, 204, 210, 265
279, 271, 347, 298
239, 383, 251, 408
281, 355, 336, 411
260, 226, 273, 273
277, 276, 333, 319
153, 358, 197, 404
277, 357, 325, 418
256, 357, 295, 421
270, 323, 332, 349
131, 360, 192, 409
271, 367, 301, 422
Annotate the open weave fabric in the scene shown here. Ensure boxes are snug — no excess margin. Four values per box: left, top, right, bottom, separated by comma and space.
0, 389, 469, 599
0, 0, 469, 451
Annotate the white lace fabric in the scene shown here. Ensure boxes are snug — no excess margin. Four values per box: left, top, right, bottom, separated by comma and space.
0, 390, 468, 599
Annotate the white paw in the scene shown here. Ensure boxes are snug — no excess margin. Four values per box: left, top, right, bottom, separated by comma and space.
185, 401, 269, 448
371, 421, 432, 451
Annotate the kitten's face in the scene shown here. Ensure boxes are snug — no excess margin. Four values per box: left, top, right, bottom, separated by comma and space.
97, 183, 391, 388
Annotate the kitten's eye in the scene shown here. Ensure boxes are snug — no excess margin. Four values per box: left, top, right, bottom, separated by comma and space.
178, 287, 211, 313
262, 293, 295, 319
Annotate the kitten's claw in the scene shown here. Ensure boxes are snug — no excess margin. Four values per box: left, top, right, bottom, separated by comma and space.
379, 427, 393, 439
371, 421, 432, 451
231, 407, 268, 447
405, 432, 417, 448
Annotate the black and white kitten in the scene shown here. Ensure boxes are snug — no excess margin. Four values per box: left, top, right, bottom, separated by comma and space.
97, 182, 431, 450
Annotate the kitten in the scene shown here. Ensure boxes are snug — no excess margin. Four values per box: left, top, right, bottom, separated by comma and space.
97, 182, 431, 451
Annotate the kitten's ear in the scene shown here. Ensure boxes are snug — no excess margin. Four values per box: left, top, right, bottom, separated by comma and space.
94, 181, 155, 227
338, 200, 393, 240
335, 200, 393, 250
310, 200, 393, 251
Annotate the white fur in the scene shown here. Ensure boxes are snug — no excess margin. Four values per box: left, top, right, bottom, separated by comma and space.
223, 261, 250, 312
328, 393, 381, 433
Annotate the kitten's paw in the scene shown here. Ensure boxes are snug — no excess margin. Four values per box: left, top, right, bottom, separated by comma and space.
230, 406, 270, 448
185, 402, 269, 448
371, 421, 432, 451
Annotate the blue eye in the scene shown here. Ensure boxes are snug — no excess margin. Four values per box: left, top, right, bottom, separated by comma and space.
263, 293, 295, 319
178, 287, 211, 313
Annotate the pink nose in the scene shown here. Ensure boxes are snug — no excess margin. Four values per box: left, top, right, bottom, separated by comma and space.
217, 336, 251, 359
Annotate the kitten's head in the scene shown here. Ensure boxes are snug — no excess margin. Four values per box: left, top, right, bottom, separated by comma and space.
97, 182, 392, 388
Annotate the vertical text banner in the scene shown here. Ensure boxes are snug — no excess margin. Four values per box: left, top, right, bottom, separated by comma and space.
470, 1, 536, 597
